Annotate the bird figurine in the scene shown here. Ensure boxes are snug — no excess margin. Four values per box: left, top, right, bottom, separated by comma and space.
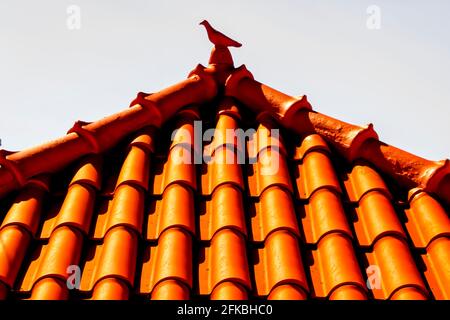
199, 20, 242, 47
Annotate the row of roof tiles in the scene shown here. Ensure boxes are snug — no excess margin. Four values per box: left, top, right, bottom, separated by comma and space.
1, 101, 449, 300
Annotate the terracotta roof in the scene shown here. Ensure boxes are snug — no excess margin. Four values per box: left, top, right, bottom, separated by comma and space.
1, 21, 449, 300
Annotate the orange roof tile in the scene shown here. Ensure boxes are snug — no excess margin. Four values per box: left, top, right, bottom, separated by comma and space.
405, 188, 450, 248
199, 229, 251, 296
253, 230, 308, 298
301, 188, 352, 245
200, 184, 247, 241
309, 233, 367, 299
251, 186, 299, 242
365, 236, 428, 300
0, 21, 449, 300
141, 228, 193, 299
422, 237, 450, 300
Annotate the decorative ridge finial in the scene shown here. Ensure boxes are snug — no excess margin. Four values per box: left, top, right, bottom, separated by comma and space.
199, 20, 242, 48
199, 20, 241, 67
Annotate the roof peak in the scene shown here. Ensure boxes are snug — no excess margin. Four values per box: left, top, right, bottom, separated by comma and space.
0, 23, 449, 207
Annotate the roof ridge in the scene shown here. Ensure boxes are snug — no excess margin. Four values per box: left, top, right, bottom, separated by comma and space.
224, 65, 450, 205
1, 34, 448, 207
0, 66, 217, 198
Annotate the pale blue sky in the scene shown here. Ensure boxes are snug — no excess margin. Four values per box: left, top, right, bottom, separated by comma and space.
0, 0, 449, 160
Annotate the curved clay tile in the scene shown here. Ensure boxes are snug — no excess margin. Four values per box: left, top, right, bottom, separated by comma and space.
247, 120, 287, 160
30, 278, 69, 300
422, 237, 450, 300
268, 284, 308, 300
0, 225, 32, 293
151, 279, 190, 300
405, 188, 450, 248
344, 163, 392, 202
208, 100, 243, 156
201, 145, 244, 195
90, 131, 152, 238
329, 285, 367, 300
293, 134, 330, 161
210, 281, 248, 300
41, 184, 96, 238
103, 184, 145, 235
294, 150, 342, 200
253, 230, 309, 298
115, 127, 155, 191
1, 176, 49, 235
199, 99, 247, 241
152, 109, 199, 195
201, 101, 245, 196
151, 145, 196, 194
200, 184, 247, 241
247, 136, 293, 197
69, 155, 103, 190
91, 278, 130, 300
147, 183, 195, 241
140, 228, 193, 299
15, 156, 100, 299
251, 186, 300, 242
353, 191, 406, 247
294, 134, 353, 244
80, 226, 138, 299
40, 156, 101, 239
199, 229, 251, 296
20, 226, 84, 299
309, 233, 367, 299
170, 108, 202, 157
365, 236, 428, 300
390, 287, 428, 300
301, 188, 353, 245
